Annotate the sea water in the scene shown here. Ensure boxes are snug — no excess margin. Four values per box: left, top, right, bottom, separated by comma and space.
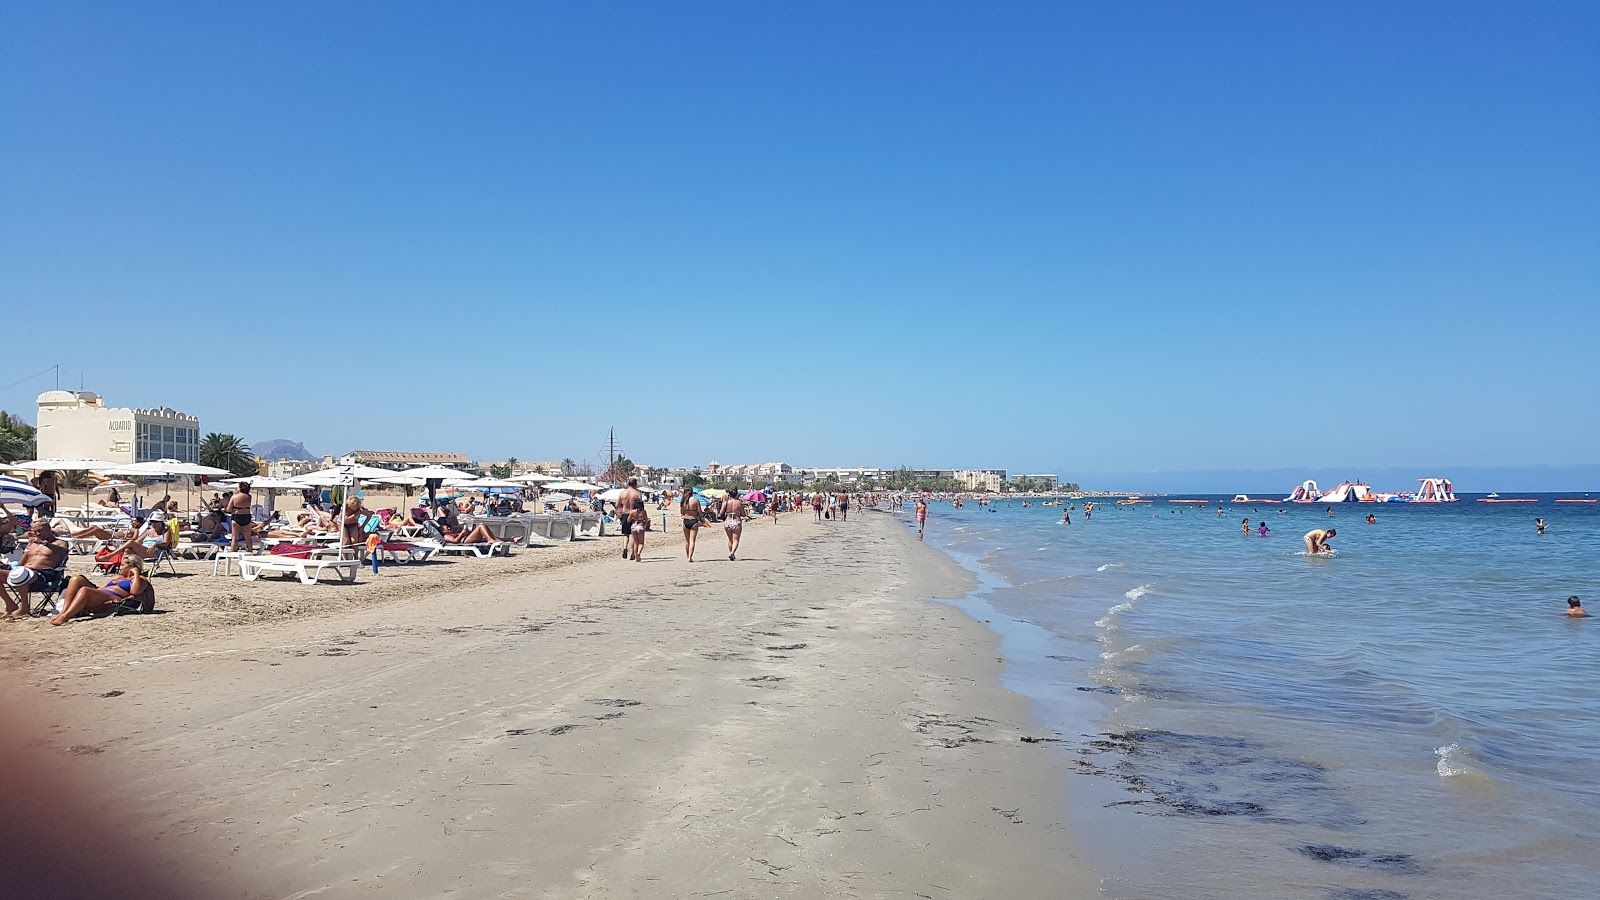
908, 495, 1599, 900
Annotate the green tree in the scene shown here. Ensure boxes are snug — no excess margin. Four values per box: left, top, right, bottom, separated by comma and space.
682, 471, 706, 489
489, 463, 512, 478
0, 411, 36, 463
200, 433, 257, 477
560, 457, 577, 476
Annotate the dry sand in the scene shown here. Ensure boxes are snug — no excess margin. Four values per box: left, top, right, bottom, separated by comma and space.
1, 509, 1097, 898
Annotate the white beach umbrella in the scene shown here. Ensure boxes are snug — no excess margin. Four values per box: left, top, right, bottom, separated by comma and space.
212, 476, 309, 491
100, 459, 233, 478
544, 480, 603, 492
290, 465, 408, 486
398, 465, 477, 482
466, 478, 523, 490
511, 472, 560, 483
8, 457, 121, 472
542, 492, 572, 503
91, 479, 137, 494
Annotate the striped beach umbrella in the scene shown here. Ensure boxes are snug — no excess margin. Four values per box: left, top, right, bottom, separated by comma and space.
0, 475, 50, 507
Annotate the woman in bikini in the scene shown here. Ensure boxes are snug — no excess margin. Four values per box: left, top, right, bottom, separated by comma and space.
628, 501, 649, 561
51, 559, 154, 625
225, 484, 254, 552
439, 521, 502, 545
680, 491, 704, 562
915, 498, 928, 540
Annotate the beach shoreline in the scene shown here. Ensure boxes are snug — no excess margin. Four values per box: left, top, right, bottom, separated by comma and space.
2, 508, 1098, 898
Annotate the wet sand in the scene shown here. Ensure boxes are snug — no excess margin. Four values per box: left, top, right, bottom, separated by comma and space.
2, 510, 1096, 897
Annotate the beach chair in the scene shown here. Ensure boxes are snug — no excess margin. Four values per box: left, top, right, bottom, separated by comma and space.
374, 540, 440, 564
432, 541, 512, 558
17, 565, 70, 617
238, 553, 360, 585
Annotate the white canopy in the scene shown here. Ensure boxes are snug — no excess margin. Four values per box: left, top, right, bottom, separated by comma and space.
101, 459, 234, 478
542, 492, 573, 503
7, 457, 121, 472
511, 472, 561, 483
466, 478, 523, 490
290, 465, 408, 486
211, 476, 311, 491
399, 465, 477, 481
544, 480, 603, 492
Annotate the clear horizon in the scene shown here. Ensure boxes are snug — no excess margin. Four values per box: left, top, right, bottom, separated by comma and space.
3, 2, 1595, 479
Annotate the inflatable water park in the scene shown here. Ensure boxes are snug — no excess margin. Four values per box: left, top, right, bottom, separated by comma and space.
1284, 478, 1457, 504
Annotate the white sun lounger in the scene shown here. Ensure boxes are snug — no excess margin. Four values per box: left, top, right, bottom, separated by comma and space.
376, 541, 441, 563
433, 541, 512, 558
238, 554, 360, 585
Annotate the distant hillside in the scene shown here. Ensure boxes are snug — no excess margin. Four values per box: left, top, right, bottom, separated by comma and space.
252, 438, 316, 461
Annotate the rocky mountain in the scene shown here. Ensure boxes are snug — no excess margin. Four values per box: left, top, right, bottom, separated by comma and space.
252, 438, 317, 461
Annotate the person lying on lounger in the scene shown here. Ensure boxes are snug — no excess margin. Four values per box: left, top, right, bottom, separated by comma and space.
50, 559, 154, 625
439, 522, 501, 545
112, 519, 174, 563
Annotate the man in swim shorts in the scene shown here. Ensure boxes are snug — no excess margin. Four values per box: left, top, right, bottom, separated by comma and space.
616, 477, 643, 560
1303, 528, 1335, 554
2, 521, 69, 618
915, 498, 928, 541
721, 491, 746, 560
679, 490, 704, 562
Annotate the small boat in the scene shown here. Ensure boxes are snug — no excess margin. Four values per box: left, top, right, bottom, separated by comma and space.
1487, 492, 1500, 498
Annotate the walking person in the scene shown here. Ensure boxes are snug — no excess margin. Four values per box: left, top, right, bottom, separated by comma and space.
838, 492, 849, 522
680, 490, 704, 562
616, 477, 643, 560
721, 490, 747, 560
627, 500, 649, 562
916, 497, 928, 541
812, 492, 823, 523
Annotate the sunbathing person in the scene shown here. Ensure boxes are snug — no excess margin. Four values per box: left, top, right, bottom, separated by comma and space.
54, 520, 133, 542
50, 559, 154, 625
439, 522, 501, 545
3, 521, 70, 618
113, 519, 174, 563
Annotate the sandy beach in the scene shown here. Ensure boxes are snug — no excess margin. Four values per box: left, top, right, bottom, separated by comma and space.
2, 509, 1095, 898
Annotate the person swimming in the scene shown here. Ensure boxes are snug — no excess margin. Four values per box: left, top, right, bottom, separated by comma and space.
1567, 596, 1589, 618
1365, 513, 1376, 524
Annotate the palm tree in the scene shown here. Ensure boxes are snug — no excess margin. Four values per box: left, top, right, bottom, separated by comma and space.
199, 433, 257, 476
560, 457, 577, 476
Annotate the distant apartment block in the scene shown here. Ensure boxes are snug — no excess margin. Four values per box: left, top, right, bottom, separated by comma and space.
1013, 474, 1060, 490
35, 390, 200, 465
704, 460, 802, 485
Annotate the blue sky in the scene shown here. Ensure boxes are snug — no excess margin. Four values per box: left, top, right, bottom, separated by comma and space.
2, 2, 1596, 489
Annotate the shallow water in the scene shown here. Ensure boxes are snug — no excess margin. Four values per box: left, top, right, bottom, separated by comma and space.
910, 495, 1600, 900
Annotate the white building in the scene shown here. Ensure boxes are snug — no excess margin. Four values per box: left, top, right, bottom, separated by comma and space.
35, 390, 200, 465
954, 469, 1008, 491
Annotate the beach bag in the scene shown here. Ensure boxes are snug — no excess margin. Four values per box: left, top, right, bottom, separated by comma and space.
825, 510, 832, 520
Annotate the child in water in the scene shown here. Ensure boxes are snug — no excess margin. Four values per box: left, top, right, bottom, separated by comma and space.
1258, 522, 1269, 537
1568, 596, 1589, 618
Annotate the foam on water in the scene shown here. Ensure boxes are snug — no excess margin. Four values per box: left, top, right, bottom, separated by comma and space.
1097, 562, 1127, 571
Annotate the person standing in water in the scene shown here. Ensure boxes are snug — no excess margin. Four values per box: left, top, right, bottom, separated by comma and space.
1536, 518, 1547, 535
1241, 517, 1250, 536
1567, 596, 1589, 617
679, 490, 704, 562
1365, 513, 1376, 524
915, 498, 928, 540
1304, 528, 1335, 554
1061, 508, 1071, 525
1258, 521, 1269, 537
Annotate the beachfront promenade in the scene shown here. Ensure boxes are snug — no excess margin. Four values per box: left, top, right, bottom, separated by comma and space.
1, 510, 1094, 897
